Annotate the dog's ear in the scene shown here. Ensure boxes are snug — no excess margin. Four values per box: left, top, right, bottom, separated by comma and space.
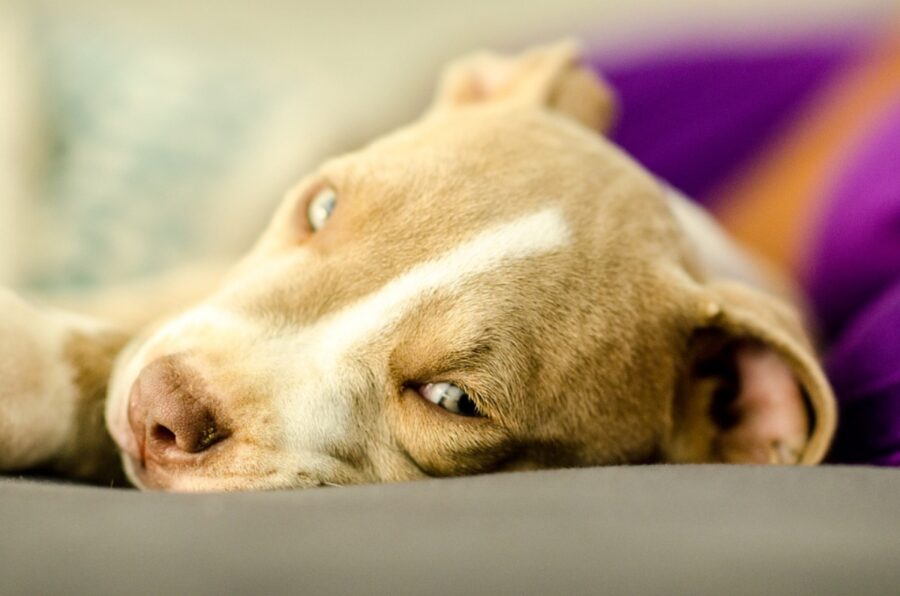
668, 281, 837, 465
429, 40, 616, 133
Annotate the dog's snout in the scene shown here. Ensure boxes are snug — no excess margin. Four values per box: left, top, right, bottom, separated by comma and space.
128, 355, 229, 466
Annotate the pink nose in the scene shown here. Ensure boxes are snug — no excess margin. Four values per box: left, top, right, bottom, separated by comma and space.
128, 355, 228, 466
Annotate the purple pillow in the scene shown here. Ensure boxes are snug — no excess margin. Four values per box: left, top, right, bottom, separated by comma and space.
807, 102, 900, 464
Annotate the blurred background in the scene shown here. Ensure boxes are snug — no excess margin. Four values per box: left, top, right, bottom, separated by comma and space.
0, 0, 897, 292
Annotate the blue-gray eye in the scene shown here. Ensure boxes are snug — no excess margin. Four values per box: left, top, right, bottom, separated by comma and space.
419, 382, 480, 417
307, 187, 337, 231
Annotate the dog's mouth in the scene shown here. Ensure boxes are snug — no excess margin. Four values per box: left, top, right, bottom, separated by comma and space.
121, 455, 205, 491
105, 337, 151, 460
109, 409, 153, 489
117, 443, 220, 491
120, 453, 314, 492
107, 381, 163, 490
120, 453, 154, 489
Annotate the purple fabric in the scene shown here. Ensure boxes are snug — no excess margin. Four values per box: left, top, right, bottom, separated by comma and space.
588, 43, 856, 205
807, 101, 900, 465
825, 279, 900, 465
807, 101, 900, 342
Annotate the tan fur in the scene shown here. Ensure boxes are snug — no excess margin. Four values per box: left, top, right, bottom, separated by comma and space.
0, 42, 837, 490
57, 330, 130, 482
0, 291, 125, 483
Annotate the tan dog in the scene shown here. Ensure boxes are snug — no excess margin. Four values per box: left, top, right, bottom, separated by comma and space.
0, 43, 836, 491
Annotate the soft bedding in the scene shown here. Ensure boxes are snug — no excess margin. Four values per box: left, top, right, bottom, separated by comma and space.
1, 466, 899, 596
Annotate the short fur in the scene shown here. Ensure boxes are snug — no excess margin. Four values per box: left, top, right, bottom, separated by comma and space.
0, 42, 836, 491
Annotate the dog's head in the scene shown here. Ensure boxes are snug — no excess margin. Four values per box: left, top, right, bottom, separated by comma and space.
106, 43, 836, 491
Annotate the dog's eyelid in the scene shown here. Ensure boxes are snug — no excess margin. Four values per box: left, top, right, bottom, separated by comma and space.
401, 343, 501, 415
307, 186, 337, 232
416, 381, 485, 418
431, 342, 496, 373
291, 178, 339, 239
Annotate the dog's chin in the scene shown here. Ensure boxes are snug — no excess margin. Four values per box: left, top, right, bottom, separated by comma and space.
120, 454, 153, 490
120, 455, 222, 492
120, 457, 222, 492
119, 453, 315, 492
120, 457, 205, 492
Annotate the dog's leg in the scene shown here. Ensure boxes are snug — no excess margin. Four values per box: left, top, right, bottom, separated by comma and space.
0, 289, 130, 484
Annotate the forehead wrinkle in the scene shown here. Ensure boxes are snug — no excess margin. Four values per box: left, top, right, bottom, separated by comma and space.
309, 206, 571, 366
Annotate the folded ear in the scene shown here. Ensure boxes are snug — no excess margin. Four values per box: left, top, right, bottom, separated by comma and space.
429, 40, 616, 133
668, 281, 837, 464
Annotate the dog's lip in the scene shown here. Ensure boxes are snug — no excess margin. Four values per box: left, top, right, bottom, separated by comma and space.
122, 456, 288, 492
122, 448, 183, 490
122, 455, 166, 490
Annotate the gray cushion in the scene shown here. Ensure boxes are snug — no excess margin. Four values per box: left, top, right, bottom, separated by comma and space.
1, 465, 898, 595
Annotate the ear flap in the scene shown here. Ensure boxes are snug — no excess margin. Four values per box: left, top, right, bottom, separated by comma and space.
668, 281, 837, 464
428, 40, 617, 133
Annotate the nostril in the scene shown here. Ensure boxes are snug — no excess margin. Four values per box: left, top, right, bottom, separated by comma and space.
130, 355, 231, 464
146, 418, 226, 456
151, 424, 177, 447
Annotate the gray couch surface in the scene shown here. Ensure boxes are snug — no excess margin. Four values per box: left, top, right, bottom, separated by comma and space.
1, 465, 898, 595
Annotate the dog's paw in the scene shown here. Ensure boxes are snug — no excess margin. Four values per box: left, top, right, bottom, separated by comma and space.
0, 290, 71, 470
0, 290, 127, 479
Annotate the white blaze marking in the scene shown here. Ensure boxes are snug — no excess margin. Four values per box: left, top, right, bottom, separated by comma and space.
278, 206, 570, 448
310, 206, 571, 361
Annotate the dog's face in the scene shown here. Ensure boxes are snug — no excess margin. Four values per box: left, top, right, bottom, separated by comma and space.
105, 44, 835, 491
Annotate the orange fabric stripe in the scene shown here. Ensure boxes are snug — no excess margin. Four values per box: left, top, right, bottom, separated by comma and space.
712, 31, 900, 274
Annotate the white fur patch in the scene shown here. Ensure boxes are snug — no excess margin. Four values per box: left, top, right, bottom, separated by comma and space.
311, 206, 571, 359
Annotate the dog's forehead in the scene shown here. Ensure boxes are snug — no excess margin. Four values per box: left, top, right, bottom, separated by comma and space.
224, 106, 672, 325
174, 111, 610, 367
154, 106, 672, 363
331, 106, 616, 210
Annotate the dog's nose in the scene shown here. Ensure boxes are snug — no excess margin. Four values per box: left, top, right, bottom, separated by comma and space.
128, 355, 228, 465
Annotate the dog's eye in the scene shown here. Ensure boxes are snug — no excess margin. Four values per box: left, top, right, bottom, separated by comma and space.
307, 186, 337, 231
419, 382, 481, 417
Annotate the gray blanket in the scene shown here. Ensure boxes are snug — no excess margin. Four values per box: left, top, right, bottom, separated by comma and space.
1, 465, 898, 595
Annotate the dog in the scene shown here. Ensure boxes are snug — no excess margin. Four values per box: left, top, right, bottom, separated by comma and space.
0, 42, 836, 491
